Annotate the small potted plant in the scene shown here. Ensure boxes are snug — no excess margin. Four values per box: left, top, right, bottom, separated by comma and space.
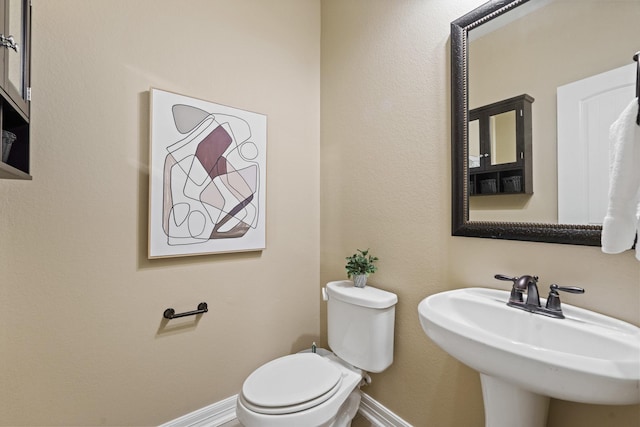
345, 248, 378, 288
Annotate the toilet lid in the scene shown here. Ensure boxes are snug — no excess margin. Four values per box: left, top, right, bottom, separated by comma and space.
241, 353, 342, 412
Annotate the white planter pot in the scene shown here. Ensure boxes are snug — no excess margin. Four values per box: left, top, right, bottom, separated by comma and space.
353, 274, 368, 288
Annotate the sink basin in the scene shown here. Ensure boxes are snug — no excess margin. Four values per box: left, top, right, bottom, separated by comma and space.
418, 287, 640, 427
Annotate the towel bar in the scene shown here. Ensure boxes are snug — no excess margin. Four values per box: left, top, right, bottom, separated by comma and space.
163, 302, 208, 319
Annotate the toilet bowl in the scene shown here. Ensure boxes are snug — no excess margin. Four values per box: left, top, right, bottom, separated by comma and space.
236, 350, 364, 427
236, 280, 398, 427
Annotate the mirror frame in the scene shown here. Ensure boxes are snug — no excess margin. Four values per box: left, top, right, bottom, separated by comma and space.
451, 0, 601, 246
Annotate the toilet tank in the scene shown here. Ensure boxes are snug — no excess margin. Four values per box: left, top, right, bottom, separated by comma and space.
325, 280, 398, 373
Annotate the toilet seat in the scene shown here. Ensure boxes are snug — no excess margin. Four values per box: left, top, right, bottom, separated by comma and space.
240, 353, 343, 415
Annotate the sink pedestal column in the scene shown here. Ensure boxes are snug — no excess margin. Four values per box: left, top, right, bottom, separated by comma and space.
480, 374, 549, 427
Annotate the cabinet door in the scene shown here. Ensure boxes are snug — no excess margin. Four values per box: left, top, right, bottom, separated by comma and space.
468, 112, 494, 171
469, 108, 519, 171
0, 0, 30, 179
469, 94, 532, 172
4, 0, 29, 116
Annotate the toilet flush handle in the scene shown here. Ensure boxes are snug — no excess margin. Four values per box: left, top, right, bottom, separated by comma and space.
322, 287, 329, 301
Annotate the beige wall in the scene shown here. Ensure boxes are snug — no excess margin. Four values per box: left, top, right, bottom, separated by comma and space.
321, 1, 639, 427
0, 1, 320, 425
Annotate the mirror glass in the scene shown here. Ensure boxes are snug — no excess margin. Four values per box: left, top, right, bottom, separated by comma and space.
490, 111, 516, 165
451, 0, 639, 245
7, 0, 24, 98
469, 119, 481, 168
469, 109, 518, 168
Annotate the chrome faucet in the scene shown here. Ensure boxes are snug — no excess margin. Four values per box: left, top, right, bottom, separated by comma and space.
495, 274, 584, 319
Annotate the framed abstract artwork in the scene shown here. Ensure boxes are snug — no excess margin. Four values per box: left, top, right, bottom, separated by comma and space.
148, 88, 267, 258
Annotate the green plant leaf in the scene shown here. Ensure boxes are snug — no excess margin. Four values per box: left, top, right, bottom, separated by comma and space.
344, 248, 379, 277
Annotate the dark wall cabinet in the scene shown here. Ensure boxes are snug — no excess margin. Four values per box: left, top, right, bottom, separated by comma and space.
0, 0, 30, 180
468, 94, 533, 196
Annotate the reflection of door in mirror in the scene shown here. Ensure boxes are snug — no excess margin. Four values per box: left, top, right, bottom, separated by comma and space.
557, 63, 636, 225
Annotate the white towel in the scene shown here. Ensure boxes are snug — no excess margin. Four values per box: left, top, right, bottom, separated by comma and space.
601, 98, 640, 260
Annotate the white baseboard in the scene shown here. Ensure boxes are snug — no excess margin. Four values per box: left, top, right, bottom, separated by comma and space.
358, 392, 413, 427
159, 395, 238, 427
159, 392, 412, 427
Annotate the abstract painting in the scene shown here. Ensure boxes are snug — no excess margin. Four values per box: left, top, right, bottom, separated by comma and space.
149, 88, 267, 258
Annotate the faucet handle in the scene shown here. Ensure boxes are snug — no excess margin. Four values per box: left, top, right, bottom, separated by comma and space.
495, 274, 524, 303
549, 284, 585, 294
494, 274, 517, 283
546, 284, 585, 312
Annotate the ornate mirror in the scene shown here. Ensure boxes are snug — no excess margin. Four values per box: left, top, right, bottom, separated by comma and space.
451, 0, 639, 245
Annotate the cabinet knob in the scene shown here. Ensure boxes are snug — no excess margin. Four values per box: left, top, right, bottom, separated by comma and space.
0, 34, 18, 52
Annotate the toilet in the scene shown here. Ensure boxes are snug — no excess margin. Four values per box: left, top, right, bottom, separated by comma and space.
236, 280, 398, 427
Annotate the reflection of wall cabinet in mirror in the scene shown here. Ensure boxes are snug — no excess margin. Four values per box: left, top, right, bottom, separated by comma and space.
0, 0, 30, 180
468, 94, 533, 196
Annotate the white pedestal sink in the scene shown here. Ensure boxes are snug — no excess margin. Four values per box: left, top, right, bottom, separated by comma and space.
418, 288, 640, 427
